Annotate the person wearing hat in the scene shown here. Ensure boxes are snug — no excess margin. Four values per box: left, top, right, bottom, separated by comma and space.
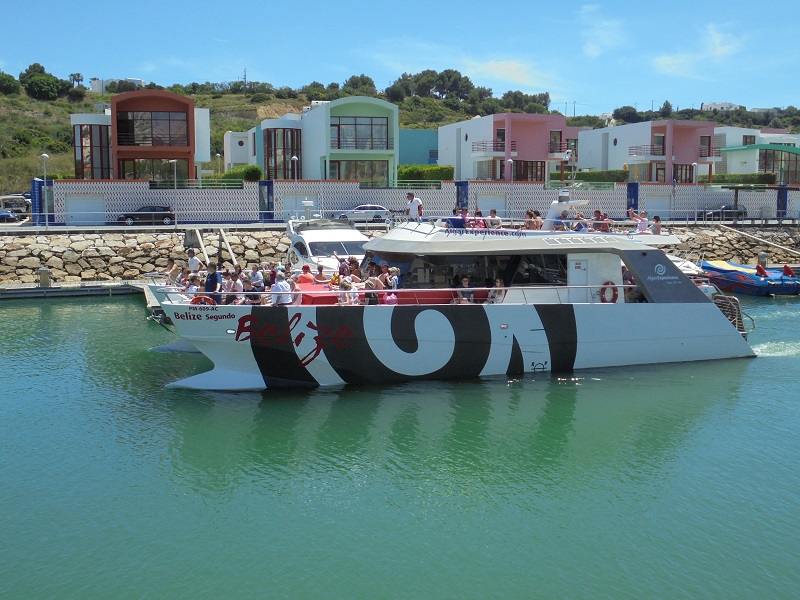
187, 248, 204, 273
297, 264, 315, 284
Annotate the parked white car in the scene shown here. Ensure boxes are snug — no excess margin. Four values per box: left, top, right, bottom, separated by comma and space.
337, 204, 391, 223
285, 219, 370, 275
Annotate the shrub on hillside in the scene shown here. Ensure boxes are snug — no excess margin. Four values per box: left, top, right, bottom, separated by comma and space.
0, 71, 20, 95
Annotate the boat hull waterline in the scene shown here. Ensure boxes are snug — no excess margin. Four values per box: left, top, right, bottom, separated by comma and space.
160, 301, 754, 390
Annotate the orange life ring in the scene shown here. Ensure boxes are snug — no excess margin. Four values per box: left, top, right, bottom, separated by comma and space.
190, 295, 217, 306
599, 281, 619, 303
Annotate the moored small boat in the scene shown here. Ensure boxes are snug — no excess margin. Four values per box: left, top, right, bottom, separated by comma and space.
699, 260, 800, 296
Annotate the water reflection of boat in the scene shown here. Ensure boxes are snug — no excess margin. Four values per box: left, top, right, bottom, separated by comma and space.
153, 221, 755, 390
700, 260, 800, 296
165, 360, 751, 493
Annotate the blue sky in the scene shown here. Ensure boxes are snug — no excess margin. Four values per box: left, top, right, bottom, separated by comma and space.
4, 0, 798, 116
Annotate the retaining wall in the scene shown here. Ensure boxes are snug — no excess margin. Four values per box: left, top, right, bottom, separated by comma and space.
1, 226, 799, 284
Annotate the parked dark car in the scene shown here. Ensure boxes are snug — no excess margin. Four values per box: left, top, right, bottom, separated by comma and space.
118, 206, 175, 225
0, 209, 19, 223
703, 204, 747, 220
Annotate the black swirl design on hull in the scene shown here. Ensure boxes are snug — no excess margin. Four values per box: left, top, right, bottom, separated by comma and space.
316, 305, 492, 385
533, 304, 578, 372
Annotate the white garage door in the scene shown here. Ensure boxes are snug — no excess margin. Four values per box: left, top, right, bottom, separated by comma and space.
65, 195, 107, 225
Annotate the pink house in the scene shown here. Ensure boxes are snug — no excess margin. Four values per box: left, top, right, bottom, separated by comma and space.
438, 113, 586, 181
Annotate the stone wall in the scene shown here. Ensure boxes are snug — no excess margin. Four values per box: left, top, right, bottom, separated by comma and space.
1, 226, 800, 284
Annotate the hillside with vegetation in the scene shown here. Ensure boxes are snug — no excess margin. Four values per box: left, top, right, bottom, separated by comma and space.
1, 63, 797, 193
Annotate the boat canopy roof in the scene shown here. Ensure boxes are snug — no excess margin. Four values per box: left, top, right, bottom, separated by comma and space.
364, 222, 677, 256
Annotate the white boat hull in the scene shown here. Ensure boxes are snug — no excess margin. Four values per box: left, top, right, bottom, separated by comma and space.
159, 301, 754, 390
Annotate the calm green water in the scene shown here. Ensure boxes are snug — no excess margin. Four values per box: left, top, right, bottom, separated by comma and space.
1, 295, 799, 599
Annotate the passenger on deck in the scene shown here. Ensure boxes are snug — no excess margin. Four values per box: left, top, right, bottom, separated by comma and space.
364, 277, 384, 305
572, 213, 589, 232
628, 208, 649, 233
297, 264, 316, 284
486, 209, 502, 229
221, 271, 235, 304
387, 267, 400, 290
184, 275, 200, 294
164, 257, 181, 285
204, 263, 223, 305
337, 278, 359, 305
378, 263, 391, 286
592, 210, 611, 232
270, 271, 293, 307
454, 276, 474, 303
313, 264, 329, 284
553, 210, 570, 231
250, 265, 265, 291
523, 210, 537, 230
241, 276, 262, 305
649, 215, 662, 235
187, 249, 204, 273
487, 278, 506, 304
349, 257, 363, 282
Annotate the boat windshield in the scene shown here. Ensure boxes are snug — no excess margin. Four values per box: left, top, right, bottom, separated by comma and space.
308, 241, 365, 257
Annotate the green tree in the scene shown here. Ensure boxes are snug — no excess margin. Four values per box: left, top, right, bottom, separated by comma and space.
68, 86, 86, 102
19, 63, 46, 86
659, 100, 673, 118
342, 74, 377, 96
384, 83, 406, 103
412, 70, 438, 98
0, 71, 20, 95
69, 73, 83, 87
612, 105, 642, 123
25, 73, 60, 100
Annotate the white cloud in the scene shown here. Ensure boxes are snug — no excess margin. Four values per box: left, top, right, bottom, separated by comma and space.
651, 23, 741, 79
705, 24, 740, 59
578, 4, 627, 59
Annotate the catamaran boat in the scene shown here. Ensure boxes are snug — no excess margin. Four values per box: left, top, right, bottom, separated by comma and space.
151, 220, 755, 390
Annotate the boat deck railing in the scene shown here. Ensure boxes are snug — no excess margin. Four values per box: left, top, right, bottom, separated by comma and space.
153, 282, 647, 307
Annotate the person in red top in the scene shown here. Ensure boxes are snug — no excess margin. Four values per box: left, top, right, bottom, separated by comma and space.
296, 264, 316, 284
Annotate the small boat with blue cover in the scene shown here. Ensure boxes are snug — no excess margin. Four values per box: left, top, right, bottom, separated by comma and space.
699, 260, 800, 296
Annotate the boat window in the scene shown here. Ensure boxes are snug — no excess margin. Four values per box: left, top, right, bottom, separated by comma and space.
398, 255, 513, 289
292, 241, 308, 257
511, 254, 568, 285
308, 241, 365, 257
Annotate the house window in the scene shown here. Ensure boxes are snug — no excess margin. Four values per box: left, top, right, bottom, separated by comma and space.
502, 160, 545, 181
743, 135, 756, 146
263, 128, 301, 180
673, 164, 694, 183
116, 111, 188, 146
118, 158, 187, 181
549, 131, 562, 153
329, 160, 388, 186
73, 124, 111, 179
330, 117, 390, 150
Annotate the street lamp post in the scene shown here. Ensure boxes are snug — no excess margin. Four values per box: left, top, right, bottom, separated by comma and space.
291, 155, 299, 198
41, 153, 49, 227
506, 159, 513, 182
216, 153, 221, 175
169, 159, 177, 189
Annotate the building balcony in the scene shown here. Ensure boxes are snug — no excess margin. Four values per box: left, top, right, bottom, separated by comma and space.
329, 138, 395, 151
699, 146, 722, 159
117, 133, 189, 147
471, 140, 517, 157
547, 142, 577, 160
629, 145, 665, 157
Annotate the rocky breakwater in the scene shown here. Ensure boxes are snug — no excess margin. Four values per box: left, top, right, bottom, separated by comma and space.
0, 231, 300, 284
